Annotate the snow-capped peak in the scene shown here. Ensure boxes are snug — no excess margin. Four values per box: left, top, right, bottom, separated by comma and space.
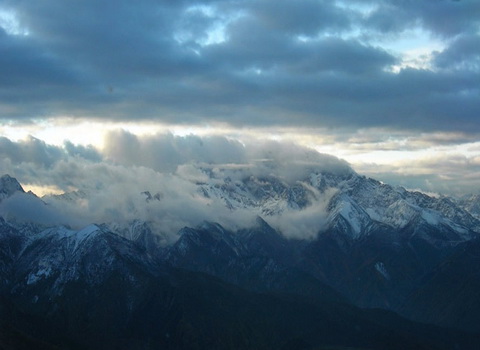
74, 224, 101, 245
0, 174, 24, 201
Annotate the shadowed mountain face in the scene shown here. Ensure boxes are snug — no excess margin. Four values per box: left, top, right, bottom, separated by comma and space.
400, 238, 480, 332
1, 174, 480, 349
161, 217, 477, 323
3, 221, 477, 350
0, 175, 25, 200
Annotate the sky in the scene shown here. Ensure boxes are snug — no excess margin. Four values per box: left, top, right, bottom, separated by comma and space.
0, 0, 479, 196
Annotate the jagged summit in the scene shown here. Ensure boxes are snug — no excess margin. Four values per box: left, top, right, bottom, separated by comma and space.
458, 193, 480, 220
5, 166, 474, 246
0, 174, 24, 200
196, 170, 480, 241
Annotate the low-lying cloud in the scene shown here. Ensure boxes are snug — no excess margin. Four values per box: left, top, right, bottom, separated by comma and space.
265, 186, 337, 240
0, 132, 353, 241
2, 131, 479, 241
0, 192, 70, 227
103, 130, 352, 182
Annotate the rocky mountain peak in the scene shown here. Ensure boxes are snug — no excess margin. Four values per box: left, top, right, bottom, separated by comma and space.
0, 174, 24, 200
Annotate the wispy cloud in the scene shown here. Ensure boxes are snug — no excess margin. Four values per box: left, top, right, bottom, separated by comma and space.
0, 133, 351, 240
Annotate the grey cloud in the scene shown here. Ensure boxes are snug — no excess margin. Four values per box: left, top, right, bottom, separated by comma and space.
434, 34, 480, 70
252, 0, 352, 35
39, 160, 260, 240
16, 0, 215, 84
344, 130, 480, 151
242, 139, 353, 182
0, 136, 102, 168
289, 38, 396, 75
3, 158, 242, 236
103, 131, 353, 180
0, 0, 478, 134
265, 187, 337, 239
373, 172, 480, 198
63, 141, 102, 162
1, 132, 478, 240
0, 134, 352, 238
409, 0, 480, 38
0, 29, 70, 87
363, 3, 415, 34
0, 136, 104, 194
0, 136, 64, 167
203, 11, 394, 75
363, 0, 480, 38
0, 28, 84, 118
357, 152, 480, 196
103, 130, 247, 172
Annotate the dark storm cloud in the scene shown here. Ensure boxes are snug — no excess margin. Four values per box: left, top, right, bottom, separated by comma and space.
0, 26, 85, 118
0, 0, 479, 132
398, 0, 480, 38
205, 29, 396, 74
252, 0, 352, 35
434, 34, 480, 70
362, 0, 480, 37
0, 28, 72, 88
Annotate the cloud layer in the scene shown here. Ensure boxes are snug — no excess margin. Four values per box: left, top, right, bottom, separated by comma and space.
2, 131, 480, 241
0, 0, 478, 133
0, 133, 353, 240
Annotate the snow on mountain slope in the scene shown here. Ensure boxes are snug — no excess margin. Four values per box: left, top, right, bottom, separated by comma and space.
3, 170, 479, 244
458, 193, 480, 220
16, 224, 104, 288
8, 222, 156, 301
198, 175, 309, 214
2, 173, 480, 337
196, 170, 479, 241
0, 174, 24, 201
328, 194, 371, 239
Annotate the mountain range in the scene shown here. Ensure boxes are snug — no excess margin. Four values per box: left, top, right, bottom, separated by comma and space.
1, 171, 480, 349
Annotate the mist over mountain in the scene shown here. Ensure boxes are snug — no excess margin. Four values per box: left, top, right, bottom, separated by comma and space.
1, 0, 480, 347
1, 133, 354, 239
1, 136, 480, 349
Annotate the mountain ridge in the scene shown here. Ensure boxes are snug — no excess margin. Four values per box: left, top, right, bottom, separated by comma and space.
1, 173, 480, 348
1, 214, 479, 349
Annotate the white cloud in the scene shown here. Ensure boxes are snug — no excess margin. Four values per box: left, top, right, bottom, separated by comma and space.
0, 8, 29, 36
1, 130, 479, 244
0, 133, 353, 241
265, 186, 337, 240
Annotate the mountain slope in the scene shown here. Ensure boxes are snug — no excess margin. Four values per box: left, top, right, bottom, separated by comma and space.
196, 171, 480, 238
0, 175, 24, 201
2, 173, 480, 343
2, 219, 475, 349
164, 219, 344, 305
401, 238, 480, 332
